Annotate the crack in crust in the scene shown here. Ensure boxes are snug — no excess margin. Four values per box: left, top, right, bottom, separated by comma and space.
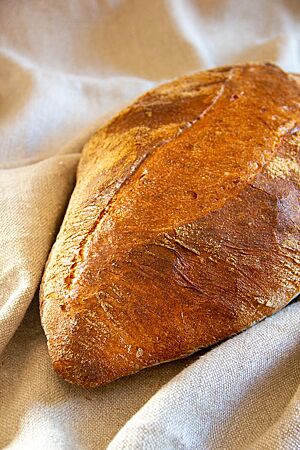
64, 69, 233, 291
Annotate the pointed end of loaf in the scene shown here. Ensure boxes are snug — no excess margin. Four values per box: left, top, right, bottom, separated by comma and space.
41, 295, 138, 388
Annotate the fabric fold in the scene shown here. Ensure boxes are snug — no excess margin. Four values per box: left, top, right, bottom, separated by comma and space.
0, 154, 79, 352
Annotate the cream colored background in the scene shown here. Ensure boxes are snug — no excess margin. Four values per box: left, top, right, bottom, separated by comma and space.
0, 1, 299, 449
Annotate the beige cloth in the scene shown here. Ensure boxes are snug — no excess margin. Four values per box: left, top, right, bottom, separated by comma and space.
0, 1, 299, 449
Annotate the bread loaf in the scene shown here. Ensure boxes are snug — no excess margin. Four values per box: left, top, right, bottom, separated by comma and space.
40, 63, 300, 388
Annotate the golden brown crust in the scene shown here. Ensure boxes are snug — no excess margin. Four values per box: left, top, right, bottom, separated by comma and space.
40, 63, 300, 388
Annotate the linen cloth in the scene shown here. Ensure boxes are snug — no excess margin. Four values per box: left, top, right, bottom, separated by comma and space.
0, 1, 299, 449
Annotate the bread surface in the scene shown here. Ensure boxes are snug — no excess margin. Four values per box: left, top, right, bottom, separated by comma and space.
40, 63, 300, 387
